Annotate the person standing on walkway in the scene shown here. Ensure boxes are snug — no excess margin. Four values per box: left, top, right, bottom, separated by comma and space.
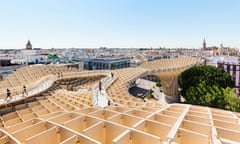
6, 88, 11, 101
22, 85, 28, 96
111, 72, 114, 78
99, 80, 102, 91
108, 100, 111, 106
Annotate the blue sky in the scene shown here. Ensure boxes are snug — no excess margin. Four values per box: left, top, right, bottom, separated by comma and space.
0, 0, 240, 49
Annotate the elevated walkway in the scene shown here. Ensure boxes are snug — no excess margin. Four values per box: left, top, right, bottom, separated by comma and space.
92, 74, 118, 107
0, 71, 110, 108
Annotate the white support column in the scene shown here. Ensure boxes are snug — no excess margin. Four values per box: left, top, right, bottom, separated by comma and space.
208, 108, 222, 144
167, 105, 190, 143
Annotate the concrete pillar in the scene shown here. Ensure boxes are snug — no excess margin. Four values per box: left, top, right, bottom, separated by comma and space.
154, 71, 181, 103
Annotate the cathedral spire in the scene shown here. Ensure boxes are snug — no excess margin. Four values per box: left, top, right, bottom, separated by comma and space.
202, 38, 206, 51
26, 40, 32, 50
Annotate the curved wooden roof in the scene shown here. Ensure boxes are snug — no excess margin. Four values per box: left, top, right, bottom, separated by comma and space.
0, 57, 238, 144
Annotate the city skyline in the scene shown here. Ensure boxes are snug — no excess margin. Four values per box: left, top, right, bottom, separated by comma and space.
1, 0, 240, 49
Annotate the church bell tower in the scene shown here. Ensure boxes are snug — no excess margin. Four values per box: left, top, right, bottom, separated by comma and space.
202, 38, 206, 51
26, 40, 32, 50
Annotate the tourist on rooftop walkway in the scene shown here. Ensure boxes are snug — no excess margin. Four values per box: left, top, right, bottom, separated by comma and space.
108, 100, 111, 106
99, 81, 102, 91
6, 88, 11, 101
22, 85, 28, 96
111, 72, 114, 78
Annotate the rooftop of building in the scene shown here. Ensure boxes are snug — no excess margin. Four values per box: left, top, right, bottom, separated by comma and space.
0, 56, 238, 144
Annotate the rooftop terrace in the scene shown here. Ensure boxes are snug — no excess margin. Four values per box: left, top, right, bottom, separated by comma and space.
0, 57, 238, 144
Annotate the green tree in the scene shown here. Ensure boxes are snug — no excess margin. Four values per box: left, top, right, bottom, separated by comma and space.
156, 81, 162, 87
179, 65, 234, 96
48, 54, 59, 60
179, 65, 240, 112
223, 88, 240, 112
146, 89, 154, 99
184, 81, 225, 108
